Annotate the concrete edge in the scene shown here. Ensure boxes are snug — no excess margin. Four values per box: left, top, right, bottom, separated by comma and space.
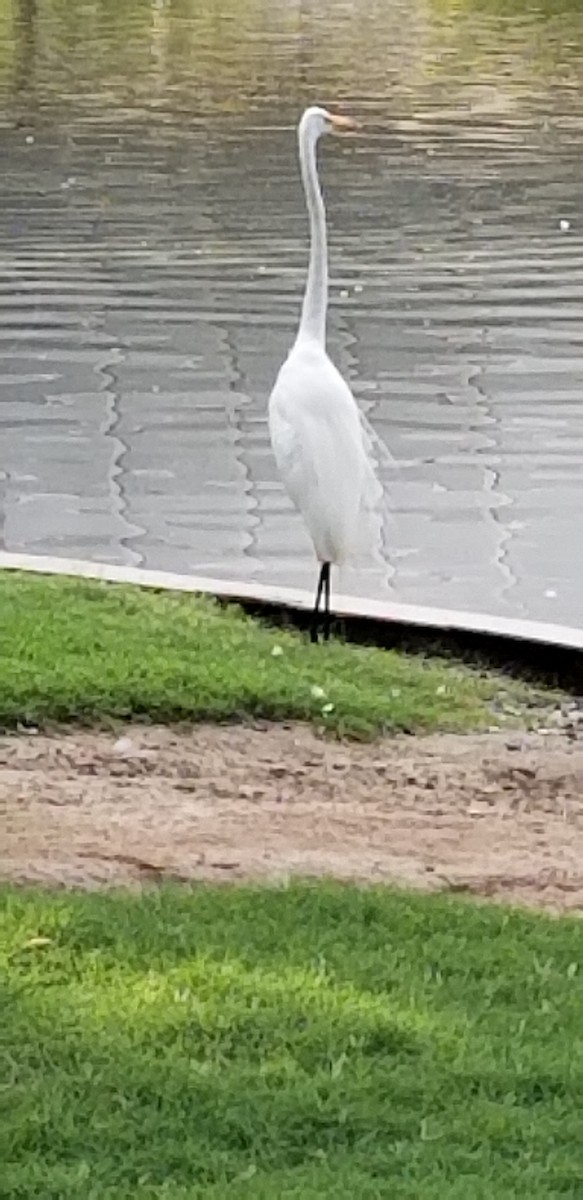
1, 551, 582, 652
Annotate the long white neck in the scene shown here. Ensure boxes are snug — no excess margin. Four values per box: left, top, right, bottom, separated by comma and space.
297, 123, 327, 347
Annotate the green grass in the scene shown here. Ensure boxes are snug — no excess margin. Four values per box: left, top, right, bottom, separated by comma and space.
1, 882, 582, 1199
0, 572, 550, 737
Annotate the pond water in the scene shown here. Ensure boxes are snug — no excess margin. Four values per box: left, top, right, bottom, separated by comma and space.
2, 0, 583, 624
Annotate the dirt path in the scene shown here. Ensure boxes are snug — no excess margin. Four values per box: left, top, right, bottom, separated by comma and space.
2, 723, 583, 912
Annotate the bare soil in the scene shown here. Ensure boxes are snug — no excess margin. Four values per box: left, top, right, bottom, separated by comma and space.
2, 723, 583, 912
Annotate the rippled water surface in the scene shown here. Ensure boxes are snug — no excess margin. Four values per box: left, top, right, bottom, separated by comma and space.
2, 0, 583, 622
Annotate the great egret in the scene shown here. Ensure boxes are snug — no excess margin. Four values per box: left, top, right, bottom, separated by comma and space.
268, 105, 380, 643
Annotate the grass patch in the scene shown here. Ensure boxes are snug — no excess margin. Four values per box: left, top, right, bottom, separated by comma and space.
1, 882, 582, 1198
0, 572, 551, 736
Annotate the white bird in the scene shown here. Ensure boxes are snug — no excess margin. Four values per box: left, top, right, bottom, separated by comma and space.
268, 105, 381, 643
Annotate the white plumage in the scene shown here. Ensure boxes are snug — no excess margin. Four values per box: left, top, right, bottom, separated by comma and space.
268, 105, 380, 641
269, 341, 369, 565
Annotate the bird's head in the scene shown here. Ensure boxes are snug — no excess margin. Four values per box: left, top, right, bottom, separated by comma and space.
299, 106, 359, 143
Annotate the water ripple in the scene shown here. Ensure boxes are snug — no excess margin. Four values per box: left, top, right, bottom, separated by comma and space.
2, 0, 583, 623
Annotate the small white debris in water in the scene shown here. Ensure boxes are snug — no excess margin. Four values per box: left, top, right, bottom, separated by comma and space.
25, 135, 34, 145
152, 384, 160, 393
322, 703, 335, 715
311, 685, 326, 700
271, 644, 284, 657
113, 736, 134, 756
559, 218, 571, 232
339, 289, 349, 299
354, 283, 363, 293
544, 589, 558, 599
257, 265, 267, 274
436, 685, 447, 696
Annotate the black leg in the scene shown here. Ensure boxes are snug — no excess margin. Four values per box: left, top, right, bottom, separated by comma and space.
323, 562, 331, 642
311, 562, 331, 644
310, 563, 326, 643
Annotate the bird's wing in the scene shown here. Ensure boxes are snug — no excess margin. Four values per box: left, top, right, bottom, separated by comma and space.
268, 393, 311, 513
269, 348, 377, 563
268, 350, 353, 508
269, 345, 399, 570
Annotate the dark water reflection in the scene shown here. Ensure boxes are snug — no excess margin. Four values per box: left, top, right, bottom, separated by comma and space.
2, 0, 583, 621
